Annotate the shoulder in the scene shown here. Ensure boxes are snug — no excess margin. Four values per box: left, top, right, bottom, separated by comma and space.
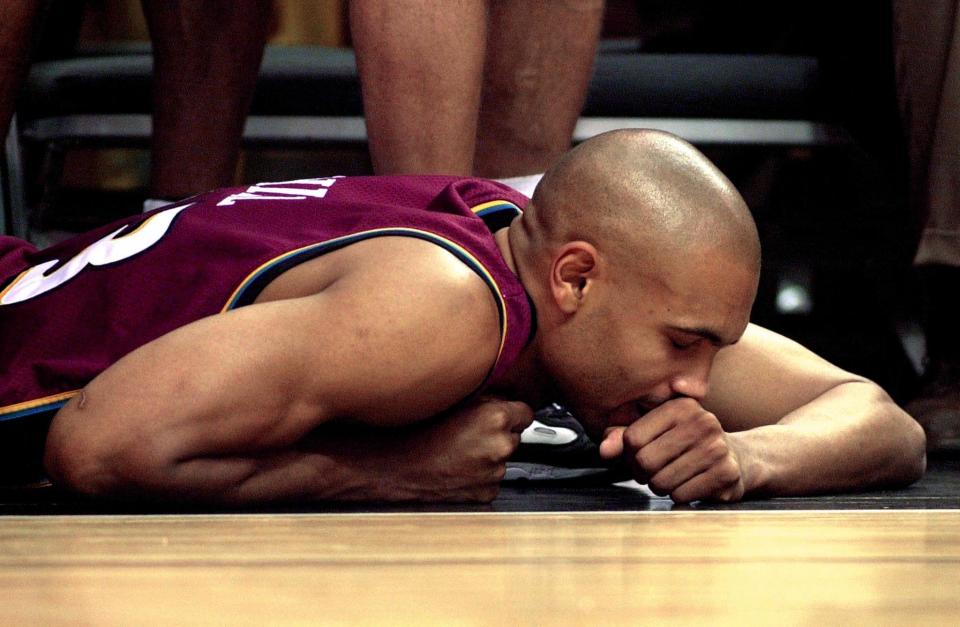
289, 236, 502, 423
264, 232, 504, 369
351, 234, 501, 322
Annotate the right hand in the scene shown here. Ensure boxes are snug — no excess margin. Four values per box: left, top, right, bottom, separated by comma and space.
598, 397, 746, 504
400, 397, 534, 503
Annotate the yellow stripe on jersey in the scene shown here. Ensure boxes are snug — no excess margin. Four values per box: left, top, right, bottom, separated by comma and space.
0, 390, 79, 420
222, 227, 511, 368
0, 268, 29, 302
471, 200, 521, 215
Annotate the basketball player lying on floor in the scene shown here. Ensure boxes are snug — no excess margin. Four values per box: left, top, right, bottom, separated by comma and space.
0, 130, 926, 504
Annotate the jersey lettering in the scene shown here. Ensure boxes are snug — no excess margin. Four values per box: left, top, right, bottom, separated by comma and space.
217, 177, 341, 206
0, 204, 191, 305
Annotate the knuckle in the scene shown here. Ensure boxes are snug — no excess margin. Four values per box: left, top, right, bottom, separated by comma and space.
649, 468, 676, 492
622, 427, 644, 450
465, 480, 501, 503
705, 437, 729, 462
635, 447, 658, 471
479, 485, 499, 503
510, 406, 534, 429
670, 487, 694, 504
487, 436, 515, 462
512, 401, 534, 418
718, 458, 741, 484
715, 486, 742, 503
647, 478, 671, 496
497, 438, 516, 460
694, 410, 720, 433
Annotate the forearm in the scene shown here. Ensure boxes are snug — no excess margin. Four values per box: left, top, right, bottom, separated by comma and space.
130, 412, 517, 504
50, 397, 525, 505
172, 395, 532, 505
46, 422, 429, 504
134, 425, 434, 504
730, 382, 927, 497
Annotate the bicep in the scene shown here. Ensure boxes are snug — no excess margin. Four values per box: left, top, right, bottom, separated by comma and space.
50, 296, 359, 473
703, 323, 867, 431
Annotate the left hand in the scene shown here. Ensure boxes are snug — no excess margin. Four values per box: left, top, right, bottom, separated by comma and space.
599, 397, 746, 503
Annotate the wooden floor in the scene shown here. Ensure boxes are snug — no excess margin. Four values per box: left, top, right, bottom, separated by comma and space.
1, 510, 958, 625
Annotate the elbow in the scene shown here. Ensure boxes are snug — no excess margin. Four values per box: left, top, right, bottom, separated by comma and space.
871, 385, 927, 486
899, 404, 928, 485
44, 427, 121, 498
851, 381, 927, 487
44, 413, 171, 500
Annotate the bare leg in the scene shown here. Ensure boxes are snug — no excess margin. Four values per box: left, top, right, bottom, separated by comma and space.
894, 0, 960, 450
893, 0, 960, 263
350, 0, 488, 175
141, 0, 272, 199
0, 0, 43, 142
474, 0, 604, 177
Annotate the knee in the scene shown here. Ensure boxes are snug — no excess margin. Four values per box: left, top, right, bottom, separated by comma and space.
477, 77, 576, 175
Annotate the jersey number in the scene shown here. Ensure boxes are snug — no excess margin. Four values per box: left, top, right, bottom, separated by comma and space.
0, 204, 190, 305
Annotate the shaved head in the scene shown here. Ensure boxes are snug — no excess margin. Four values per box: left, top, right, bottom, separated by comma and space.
523, 129, 760, 274
503, 129, 763, 418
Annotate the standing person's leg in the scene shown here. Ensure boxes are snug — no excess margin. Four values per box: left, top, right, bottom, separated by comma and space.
0, 0, 43, 142
141, 0, 272, 201
893, 0, 960, 259
893, 0, 960, 449
474, 0, 604, 178
349, 0, 488, 175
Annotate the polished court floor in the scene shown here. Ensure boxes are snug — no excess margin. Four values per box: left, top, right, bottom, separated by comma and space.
1, 456, 957, 625
1, 510, 958, 625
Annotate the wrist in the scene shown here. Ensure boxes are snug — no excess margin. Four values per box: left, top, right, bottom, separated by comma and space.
727, 429, 774, 496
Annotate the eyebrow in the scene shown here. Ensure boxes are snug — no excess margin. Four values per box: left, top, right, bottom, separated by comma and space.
670, 325, 738, 348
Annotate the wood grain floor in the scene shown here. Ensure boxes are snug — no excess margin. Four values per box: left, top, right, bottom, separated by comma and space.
1, 510, 958, 625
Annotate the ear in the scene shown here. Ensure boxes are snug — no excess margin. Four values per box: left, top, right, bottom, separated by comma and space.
549, 241, 599, 314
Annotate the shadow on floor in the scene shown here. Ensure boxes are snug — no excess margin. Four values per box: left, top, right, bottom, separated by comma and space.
1, 455, 955, 516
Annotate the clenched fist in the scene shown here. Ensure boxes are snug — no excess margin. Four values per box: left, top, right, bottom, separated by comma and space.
599, 397, 746, 503
402, 397, 534, 502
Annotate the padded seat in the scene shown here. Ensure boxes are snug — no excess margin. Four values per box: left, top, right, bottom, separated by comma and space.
20, 46, 364, 119
20, 46, 829, 121
585, 53, 827, 120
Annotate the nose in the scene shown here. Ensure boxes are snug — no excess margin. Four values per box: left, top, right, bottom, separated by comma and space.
670, 355, 712, 401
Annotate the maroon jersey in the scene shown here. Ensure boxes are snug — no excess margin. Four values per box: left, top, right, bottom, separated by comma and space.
0, 176, 533, 482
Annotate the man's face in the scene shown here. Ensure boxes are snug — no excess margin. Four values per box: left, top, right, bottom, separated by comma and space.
543, 248, 757, 439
